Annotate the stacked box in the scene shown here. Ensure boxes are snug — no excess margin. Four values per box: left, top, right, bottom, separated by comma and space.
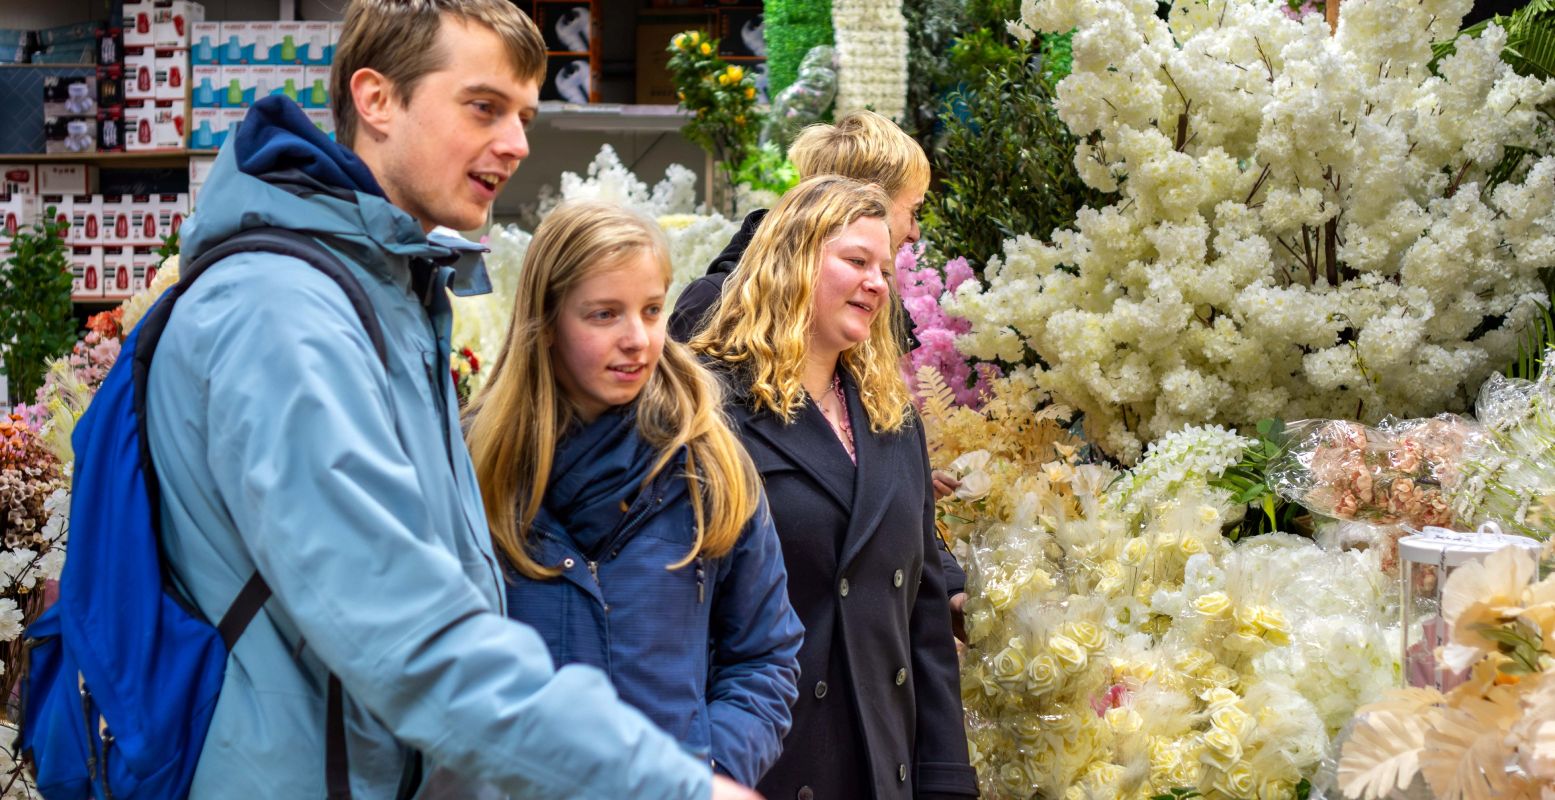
102, 245, 135, 298
70, 244, 104, 298
153, 1, 204, 49
69, 194, 102, 243
38, 164, 91, 195
132, 245, 161, 293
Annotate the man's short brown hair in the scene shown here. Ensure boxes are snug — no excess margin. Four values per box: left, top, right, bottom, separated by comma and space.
331, 0, 546, 148
786, 111, 931, 201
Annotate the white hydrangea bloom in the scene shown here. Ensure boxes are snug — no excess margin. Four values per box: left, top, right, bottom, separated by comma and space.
948, 0, 1555, 462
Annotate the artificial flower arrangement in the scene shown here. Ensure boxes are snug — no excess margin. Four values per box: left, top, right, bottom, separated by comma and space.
947, 0, 1555, 463
1338, 542, 1555, 800
667, 29, 761, 206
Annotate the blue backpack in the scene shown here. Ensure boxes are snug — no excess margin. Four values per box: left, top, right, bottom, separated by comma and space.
19, 227, 388, 800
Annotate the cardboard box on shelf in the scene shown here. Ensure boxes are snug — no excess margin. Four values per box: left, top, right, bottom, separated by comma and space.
248, 22, 278, 65
69, 194, 101, 243
126, 195, 158, 243
124, 100, 183, 151
635, 20, 702, 104
45, 116, 99, 155
35, 21, 102, 48
300, 21, 333, 65
220, 65, 259, 107
101, 195, 131, 244
123, 0, 156, 48
190, 21, 219, 64
154, 49, 186, 102
125, 47, 156, 100
188, 156, 216, 204
270, 65, 306, 104
218, 108, 248, 145
102, 245, 135, 298
96, 27, 123, 67
0, 193, 37, 239
153, 1, 204, 49
98, 107, 127, 152
302, 66, 330, 108
132, 245, 161, 293
272, 22, 305, 65
156, 193, 189, 240
0, 166, 37, 196
38, 164, 90, 195
192, 64, 221, 107
38, 195, 72, 232
219, 21, 256, 64
542, 54, 592, 103
536, 3, 593, 53
70, 245, 104, 299
188, 107, 223, 149
717, 8, 765, 58
98, 64, 125, 107
44, 74, 99, 117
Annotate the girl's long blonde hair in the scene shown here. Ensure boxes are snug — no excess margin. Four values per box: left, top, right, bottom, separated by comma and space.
465, 201, 761, 580
691, 176, 912, 433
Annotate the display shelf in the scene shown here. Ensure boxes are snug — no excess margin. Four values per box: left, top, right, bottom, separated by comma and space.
533, 102, 687, 132
0, 150, 212, 168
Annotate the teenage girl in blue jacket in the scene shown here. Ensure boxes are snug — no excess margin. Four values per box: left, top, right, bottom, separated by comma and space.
465, 200, 804, 788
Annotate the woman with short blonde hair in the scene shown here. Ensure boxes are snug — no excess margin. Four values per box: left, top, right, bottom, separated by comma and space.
466, 200, 803, 788
692, 177, 978, 800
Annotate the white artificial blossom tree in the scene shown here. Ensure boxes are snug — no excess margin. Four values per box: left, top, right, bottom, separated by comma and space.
948, 0, 1555, 462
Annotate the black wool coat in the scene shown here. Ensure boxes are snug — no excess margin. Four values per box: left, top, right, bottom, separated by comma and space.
722, 368, 979, 800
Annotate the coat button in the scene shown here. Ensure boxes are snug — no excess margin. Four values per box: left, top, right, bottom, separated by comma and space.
895, 667, 907, 685
898, 763, 907, 782
893, 569, 904, 588
562, 557, 575, 569
798, 787, 814, 800
839, 578, 850, 597
813, 680, 828, 699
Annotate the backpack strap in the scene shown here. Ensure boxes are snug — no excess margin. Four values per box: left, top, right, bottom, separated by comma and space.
137, 226, 392, 800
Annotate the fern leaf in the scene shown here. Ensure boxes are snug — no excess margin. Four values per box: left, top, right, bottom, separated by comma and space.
1421, 696, 1520, 800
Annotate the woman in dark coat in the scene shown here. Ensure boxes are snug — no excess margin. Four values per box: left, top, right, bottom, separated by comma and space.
692, 176, 978, 800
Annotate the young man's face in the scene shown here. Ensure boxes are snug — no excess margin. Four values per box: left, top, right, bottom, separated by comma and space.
374, 17, 539, 232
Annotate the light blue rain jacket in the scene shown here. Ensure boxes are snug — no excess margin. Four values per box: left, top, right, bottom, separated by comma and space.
144, 98, 712, 799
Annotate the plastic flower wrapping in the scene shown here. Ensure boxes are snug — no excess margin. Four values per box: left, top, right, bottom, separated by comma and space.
944, 423, 1401, 800
450, 145, 740, 393
1268, 416, 1478, 529
1337, 542, 1555, 800
1452, 359, 1555, 541
949, 0, 1555, 464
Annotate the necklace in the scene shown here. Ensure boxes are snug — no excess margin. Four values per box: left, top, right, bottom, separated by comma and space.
828, 372, 856, 463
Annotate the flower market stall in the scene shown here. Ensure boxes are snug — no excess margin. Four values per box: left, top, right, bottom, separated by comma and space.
2, 0, 1554, 796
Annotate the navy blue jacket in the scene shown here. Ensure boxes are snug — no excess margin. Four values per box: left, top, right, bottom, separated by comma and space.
504, 411, 804, 787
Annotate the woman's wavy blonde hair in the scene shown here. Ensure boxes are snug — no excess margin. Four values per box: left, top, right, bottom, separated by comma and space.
466, 200, 761, 580
691, 176, 912, 433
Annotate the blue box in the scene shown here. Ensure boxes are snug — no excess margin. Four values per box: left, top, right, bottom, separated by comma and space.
191, 65, 222, 107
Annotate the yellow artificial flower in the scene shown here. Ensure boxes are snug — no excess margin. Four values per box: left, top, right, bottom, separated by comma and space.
1210, 705, 1252, 738
744, 86, 756, 100
1105, 706, 1143, 734
1193, 591, 1232, 618
991, 638, 1030, 690
1202, 727, 1244, 770
1063, 621, 1106, 652
1202, 664, 1240, 689
1049, 634, 1089, 672
1120, 537, 1150, 566
1216, 762, 1259, 797
699, 42, 712, 55
724, 65, 744, 83
734, 114, 746, 125
1180, 534, 1206, 556
672, 33, 687, 50
1026, 653, 1061, 695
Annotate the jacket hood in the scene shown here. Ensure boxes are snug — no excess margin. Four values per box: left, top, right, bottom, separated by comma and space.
182, 96, 489, 294
704, 208, 768, 277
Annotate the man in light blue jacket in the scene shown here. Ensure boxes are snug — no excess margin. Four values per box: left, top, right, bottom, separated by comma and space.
144, 1, 763, 797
